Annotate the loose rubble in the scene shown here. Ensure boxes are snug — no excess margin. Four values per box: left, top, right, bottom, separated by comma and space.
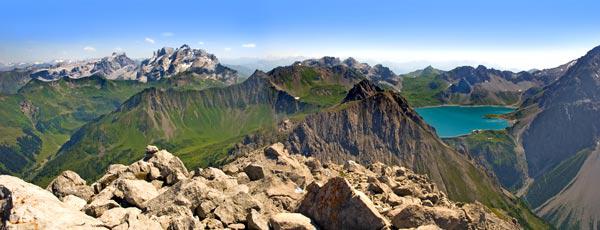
0, 143, 520, 229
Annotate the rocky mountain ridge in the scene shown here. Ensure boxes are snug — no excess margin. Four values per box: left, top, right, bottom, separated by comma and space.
0, 144, 519, 229
297, 56, 402, 90
138, 45, 237, 84
23, 45, 239, 85
30, 52, 138, 81
399, 63, 574, 107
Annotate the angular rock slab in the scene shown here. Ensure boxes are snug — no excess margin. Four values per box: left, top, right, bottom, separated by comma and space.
297, 177, 388, 230
0, 175, 105, 229
270, 213, 316, 230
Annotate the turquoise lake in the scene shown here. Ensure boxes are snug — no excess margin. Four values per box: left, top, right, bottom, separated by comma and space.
415, 106, 515, 138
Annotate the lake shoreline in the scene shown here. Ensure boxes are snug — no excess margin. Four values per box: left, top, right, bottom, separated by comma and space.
415, 105, 515, 137
416, 104, 519, 109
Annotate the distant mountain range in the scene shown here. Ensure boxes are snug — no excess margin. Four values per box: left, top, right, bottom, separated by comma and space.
399, 62, 575, 107
0, 45, 239, 93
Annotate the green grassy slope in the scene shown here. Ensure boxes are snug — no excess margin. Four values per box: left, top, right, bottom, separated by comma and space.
0, 70, 31, 94
31, 74, 316, 185
0, 74, 225, 178
267, 65, 364, 107
444, 130, 527, 191
0, 94, 39, 174
400, 74, 448, 107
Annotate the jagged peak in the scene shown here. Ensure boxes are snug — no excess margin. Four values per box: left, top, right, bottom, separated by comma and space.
475, 65, 488, 71
179, 44, 191, 50
342, 79, 384, 103
299, 56, 343, 68
155, 47, 175, 56
342, 57, 360, 66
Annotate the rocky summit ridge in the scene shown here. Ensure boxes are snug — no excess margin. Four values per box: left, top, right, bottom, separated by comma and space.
0, 143, 518, 229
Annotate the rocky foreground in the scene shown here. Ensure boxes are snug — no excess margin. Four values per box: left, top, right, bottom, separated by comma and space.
0, 143, 519, 229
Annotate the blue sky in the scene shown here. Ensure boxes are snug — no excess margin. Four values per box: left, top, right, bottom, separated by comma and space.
1, 0, 600, 70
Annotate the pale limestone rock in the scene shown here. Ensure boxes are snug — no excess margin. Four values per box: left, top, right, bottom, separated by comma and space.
62, 194, 87, 211
269, 213, 316, 230
84, 199, 120, 217
0, 175, 105, 229
98, 207, 141, 228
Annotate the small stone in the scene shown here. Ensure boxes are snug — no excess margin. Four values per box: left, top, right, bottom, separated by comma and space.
228, 223, 246, 230
84, 199, 120, 217
343, 160, 363, 172
264, 143, 287, 160
396, 167, 407, 176
393, 185, 420, 197
244, 163, 266, 181
422, 200, 434, 207
146, 145, 159, 154
247, 209, 269, 230
202, 218, 224, 229
223, 164, 240, 175
195, 200, 217, 219
200, 167, 229, 180
269, 213, 315, 230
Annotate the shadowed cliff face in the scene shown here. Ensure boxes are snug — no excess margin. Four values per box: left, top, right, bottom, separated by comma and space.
523, 46, 600, 178
341, 79, 385, 103
519, 45, 600, 229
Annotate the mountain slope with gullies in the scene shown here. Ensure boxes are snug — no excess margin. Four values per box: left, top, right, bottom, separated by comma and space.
283, 80, 547, 229
32, 71, 316, 186
511, 45, 600, 229
0, 76, 155, 176
0, 72, 226, 178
